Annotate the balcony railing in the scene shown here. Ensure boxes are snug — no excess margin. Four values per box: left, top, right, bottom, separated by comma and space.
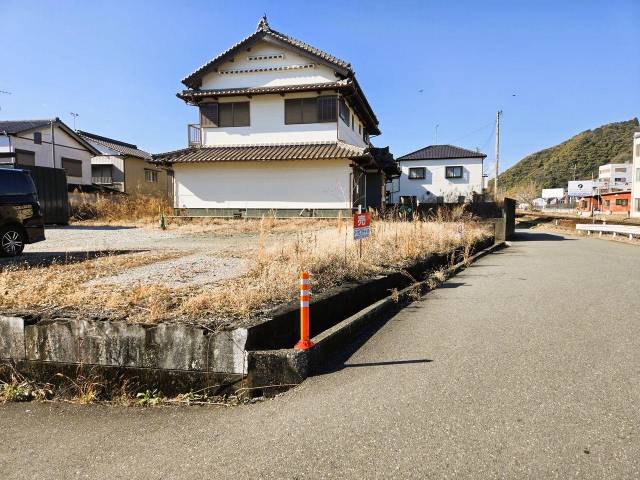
92, 176, 113, 185
188, 124, 201, 147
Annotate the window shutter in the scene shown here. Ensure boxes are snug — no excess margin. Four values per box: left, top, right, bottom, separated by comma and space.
200, 103, 218, 127
233, 102, 250, 127
285, 99, 302, 124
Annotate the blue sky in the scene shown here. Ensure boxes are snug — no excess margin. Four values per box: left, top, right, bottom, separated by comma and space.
1, 0, 638, 173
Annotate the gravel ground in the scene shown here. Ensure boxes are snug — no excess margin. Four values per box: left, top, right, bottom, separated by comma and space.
12, 224, 260, 287
88, 253, 249, 288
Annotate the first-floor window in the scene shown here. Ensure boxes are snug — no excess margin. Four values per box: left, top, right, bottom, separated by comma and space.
615, 198, 628, 206
408, 167, 426, 179
61, 158, 83, 177
15, 149, 35, 166
445, 166, 463, 179
145, 169, 159, 183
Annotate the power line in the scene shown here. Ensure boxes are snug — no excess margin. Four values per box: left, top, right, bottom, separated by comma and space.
445, 120, 494, 145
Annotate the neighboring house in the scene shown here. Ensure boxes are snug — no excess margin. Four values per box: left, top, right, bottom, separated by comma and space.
153, 16, 398, 217
78, 131, 172, 200
0, 118, 99, 187
576, 191, 631, 215
598, 162, 631, 192
390, 145, 487, 204
631, 129, 640, 218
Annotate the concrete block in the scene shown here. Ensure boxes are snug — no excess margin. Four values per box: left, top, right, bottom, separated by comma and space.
24, 319, 248, 374
0, 316, 25, 360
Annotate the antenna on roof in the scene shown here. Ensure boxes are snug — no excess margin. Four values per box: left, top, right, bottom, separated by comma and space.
257, 14, 269, 31
70, 112, 79, 131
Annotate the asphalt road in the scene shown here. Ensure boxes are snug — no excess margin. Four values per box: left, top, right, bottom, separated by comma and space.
1, 230, 639, 479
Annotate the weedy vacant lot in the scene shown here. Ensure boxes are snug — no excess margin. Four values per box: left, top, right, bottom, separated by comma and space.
1, 213, 491, 328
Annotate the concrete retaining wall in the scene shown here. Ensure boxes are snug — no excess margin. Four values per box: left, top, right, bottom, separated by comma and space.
1, 317, 248, 374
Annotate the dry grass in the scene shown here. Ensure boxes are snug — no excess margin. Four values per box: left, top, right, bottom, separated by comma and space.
1, 213, 491, 326
70, 192, 171, 224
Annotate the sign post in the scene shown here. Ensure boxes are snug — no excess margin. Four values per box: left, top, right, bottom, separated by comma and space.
353, 211, 371, 258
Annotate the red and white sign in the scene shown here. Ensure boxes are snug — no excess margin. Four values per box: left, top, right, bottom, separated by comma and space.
353, 212, 371, 240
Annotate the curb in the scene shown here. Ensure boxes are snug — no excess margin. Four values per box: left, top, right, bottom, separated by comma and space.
247, 241, 507, 392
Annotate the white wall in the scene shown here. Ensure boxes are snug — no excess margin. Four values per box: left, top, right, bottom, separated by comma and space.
337, 97, 367, 149
4, 125, 93, 185
174, 159, 352, 209
631, 133, 640, 217
201, 41, 337, 90
392, 157, 484, 203
202, 93, 338, 146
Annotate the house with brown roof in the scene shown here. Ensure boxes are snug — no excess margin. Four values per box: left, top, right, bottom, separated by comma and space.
390, 145, 487, 204
153, 16, 397, 217
78, 131, 172, 200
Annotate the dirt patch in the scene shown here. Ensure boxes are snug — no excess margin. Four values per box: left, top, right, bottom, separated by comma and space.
89, 253, 248, 288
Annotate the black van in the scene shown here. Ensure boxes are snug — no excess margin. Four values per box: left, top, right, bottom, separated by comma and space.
0, 168, 45, 256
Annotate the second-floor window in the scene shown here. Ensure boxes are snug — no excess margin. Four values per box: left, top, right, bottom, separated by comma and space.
339, 98, 350, 126
285, 96, 336, 124
199, 102, 250, 128
408, 167, 426, 179
445, 166, 463, 179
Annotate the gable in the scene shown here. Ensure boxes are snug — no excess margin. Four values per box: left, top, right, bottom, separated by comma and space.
201, 40, 339, 90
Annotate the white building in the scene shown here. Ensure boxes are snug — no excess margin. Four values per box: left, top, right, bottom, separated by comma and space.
0, 118, 98, 186
154, 17, 398, 217
598, 162, 631, 191
389, 145, 486, 204
631, 130, 640, 218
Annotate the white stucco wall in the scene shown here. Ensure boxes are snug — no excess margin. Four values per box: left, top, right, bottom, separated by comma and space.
2, 125, 93, 185
202, 93, 338, 146
631, 133, 640, 217
174, 159, 352, 209
337, 98, 367, 149
392, 157, 484, 203
201, 41, 338, 90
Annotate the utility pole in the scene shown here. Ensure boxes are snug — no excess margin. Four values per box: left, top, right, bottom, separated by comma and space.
494, 110, 502, 199
435, 124, 439, 144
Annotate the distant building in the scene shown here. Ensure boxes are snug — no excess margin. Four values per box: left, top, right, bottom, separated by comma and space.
631, 130, 640, 218
390, 145, 486, 204
78, 131, 172, 200
598, 163, 631, 191
0, 118, 99, 187
576, 190, 631, 215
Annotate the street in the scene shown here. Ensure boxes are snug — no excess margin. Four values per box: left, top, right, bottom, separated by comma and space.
1, 230, 639, 479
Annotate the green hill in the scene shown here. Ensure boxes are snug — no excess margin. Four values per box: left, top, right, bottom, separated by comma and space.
499, 118, 639, 192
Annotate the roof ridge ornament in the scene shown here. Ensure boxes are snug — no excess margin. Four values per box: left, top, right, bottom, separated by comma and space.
257, 15, 269, 31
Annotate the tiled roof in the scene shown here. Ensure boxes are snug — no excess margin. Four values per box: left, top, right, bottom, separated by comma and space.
152, 142, 365, 164
182, 19, 351, 89
398, 144, 487, 161
177, 80, 351, 100
77, 131, 151, 159
0, 119, 54, 134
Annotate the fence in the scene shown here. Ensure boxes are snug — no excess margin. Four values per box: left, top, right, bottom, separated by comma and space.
21, 165, 69, 224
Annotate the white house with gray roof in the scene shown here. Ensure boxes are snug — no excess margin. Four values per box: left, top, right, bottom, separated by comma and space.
153, 16, 397, 217
390, 145, 487, 204
0, 118, 98, 186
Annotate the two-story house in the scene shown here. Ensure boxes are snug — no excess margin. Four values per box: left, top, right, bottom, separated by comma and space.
0, 118, 98, 187
78, 130, 172, 200
597, 162, 632, 192
631, 129, 640, 218
153, 17, 397, 217
390, 144, 487, 204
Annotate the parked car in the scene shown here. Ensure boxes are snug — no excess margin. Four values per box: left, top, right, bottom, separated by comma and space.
0, 168, 45, 256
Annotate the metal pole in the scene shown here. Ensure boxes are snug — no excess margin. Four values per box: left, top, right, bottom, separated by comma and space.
50, 119, 56, 168
494, 110, 501, 199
